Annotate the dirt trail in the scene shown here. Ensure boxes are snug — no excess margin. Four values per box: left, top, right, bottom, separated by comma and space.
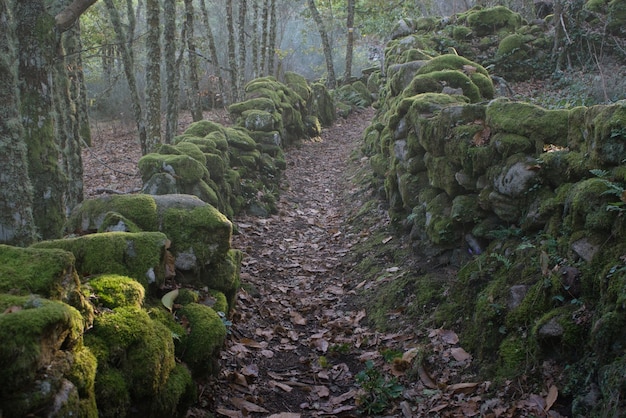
205, 108, 391, 416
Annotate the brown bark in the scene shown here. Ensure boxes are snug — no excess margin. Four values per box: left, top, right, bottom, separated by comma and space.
55, 0, 99, 31
343, 0, 355, 83
307, 0, 336, 88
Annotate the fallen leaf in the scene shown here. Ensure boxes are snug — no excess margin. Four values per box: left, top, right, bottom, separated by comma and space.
3, 305, 22, 314
314, 385, 330, 397
402, 347, 421, 362
230, 398, 269, 413
330, 389, 357, 405
440, 329, 459, 345
216, 408, 242, 417
241, 364, 259, 378
239, 338, 265, 349
269, 380, 293, 392
418, 363, 438, 389
429, 403, 448, 413
161, 288, 179, 311
313, 338, 329, 352
545, 385, 558, 411
382, 236, 393, 244
290, 310, 307, 325
450, 347, 472, 362
260, 349, 274, 358
447, 382, 480, 395
267, 414, 301, 418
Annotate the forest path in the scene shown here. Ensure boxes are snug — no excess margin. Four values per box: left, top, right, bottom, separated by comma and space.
205, 108, 387, 416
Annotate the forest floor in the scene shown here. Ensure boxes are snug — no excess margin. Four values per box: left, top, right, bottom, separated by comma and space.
82, 90, 568, 417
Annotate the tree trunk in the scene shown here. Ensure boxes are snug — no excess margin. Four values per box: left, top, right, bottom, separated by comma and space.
268, 0, 277, 75
0, 0, 37, 245
145, 0, 162, 152
260, 0, 269, 75
67, 22, 92, 148
164, 0, 180, 144
251, 0, 259, 78
104, 0, 148, 154
226, 0, 240, 102
199, 0, 225, 107
238, 0, 248, 93
344, 0, 355, 83
184, 0, 203, 121
307, 0, 336, 88
16, 0, 66, 240
54, 29, 84, 217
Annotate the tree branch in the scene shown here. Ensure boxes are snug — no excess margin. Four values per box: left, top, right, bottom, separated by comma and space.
55, 0, 99, 32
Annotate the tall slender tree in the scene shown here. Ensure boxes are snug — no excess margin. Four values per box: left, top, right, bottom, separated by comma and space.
344, 0, 356, 82
238, 0, 248, 93
145, 0, 161, 152
260, 0, 269, 75
251, 0, 260, 78
184, 0, 203, 121
104, 0, 148, 154
267, 0, 277, 75
226, 0, 239, 102
199, 0, 225, 107
307, 0, 336, 88
163, 0, 180, 143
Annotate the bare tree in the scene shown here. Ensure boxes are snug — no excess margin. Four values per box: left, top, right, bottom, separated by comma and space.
145, 0, 161, 152
199, 0, 225, 107
164, 0, 180, 143
307, 0, 336, 88
238, 0, 248, 94
184, 0, 203, 121
227, 0, 240, 102
344, 0, 355, 82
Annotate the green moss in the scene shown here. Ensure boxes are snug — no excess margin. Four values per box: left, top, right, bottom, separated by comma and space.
497, 335, 531, 378
68, 345, 98, 417
564, 178, 614, 232
241, 109, 278, 132
183, 120, 224, 137
465, 6, 523, 36
0, 295, 84, 393
89, 274, 145, 309
94, 368, 131, 418
486, 99, 569, 146
177, 303, 227, 376
207, 289, 229, 314
152, 364, 196, 417
176, 288, 199, 305
177, 135, 219, 154
97, 212, 142, 233
88, 306, 175, 399
284, 71, 311, 102
138, 153, 209, 184
202, 249, 242, 310
33, 232, 168, 289
67, 194, 158, 233
405, 70, 482, 102
417, 54, 490, 77
229, 97, 277, 114
469, 72, 495, 99
162, 205, 232, 267
0, 245, 77, 300
174, 141, 207, 166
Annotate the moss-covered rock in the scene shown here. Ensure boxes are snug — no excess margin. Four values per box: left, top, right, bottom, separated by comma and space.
86, 306, 176, 413
89, 274, 145, 309
138, 153, 209, 184
33, 232, 168, 289
176, 303, 227, 376
0, 245, 78, 302
0, 295, 85, 416
67, 194, 158, 233
463, 6, 523, 36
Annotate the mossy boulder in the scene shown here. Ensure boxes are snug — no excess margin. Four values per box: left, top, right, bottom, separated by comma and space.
486, 99, 569, 146
241, 109, 278, 132
86, 306, 177, 416
176, 303, 227, 377
0, 245, 78, 302
310, 82, 336, 127
229, 97, 277, 114
463, 6, 523, 36
89, 274, 145, 309
67, 194, 158, 233
32, 232, 169, 289
284, 71, 311, 102
183, 120, 224, 137
0, 295, 88, 417
138, 153, 209, 184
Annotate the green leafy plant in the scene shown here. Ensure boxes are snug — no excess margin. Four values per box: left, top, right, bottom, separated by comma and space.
590, 169, 626, 212
355, 360, 404, 415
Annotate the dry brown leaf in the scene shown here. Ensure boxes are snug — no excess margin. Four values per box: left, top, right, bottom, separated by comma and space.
267, 414, 301, 418
330, 389, 357, 405
440, 329, 459, 345
290, 310, 307, 325
418, 363, 438, 389
241, 364, 259, 377
429, 403, 448, 413
382, 236, 393, 244
545, 385, 558, 412
216, 408, 243, 418
447, 382, 480, 395
230, 371, 248, 387
314, 385, 330, 398
269, 380, 293, 392
450, 347, 472, 362
313, 338, 329, 352
402, 347, 421, 362
230, 398, 269, 413
260, 349, 274, 358
239, 338, 264, 349
3, 305, 22, 314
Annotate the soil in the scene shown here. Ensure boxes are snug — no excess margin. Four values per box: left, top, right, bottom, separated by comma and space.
83, 106, 568, 417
